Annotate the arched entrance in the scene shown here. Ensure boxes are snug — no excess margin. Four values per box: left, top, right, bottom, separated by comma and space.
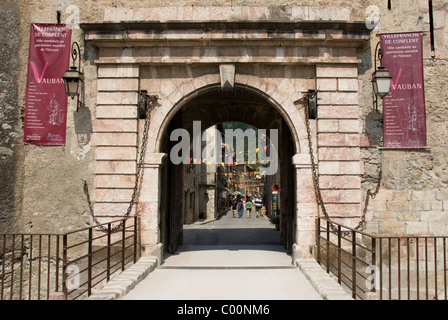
85, 15, 367, 263
156, 85, 297, 254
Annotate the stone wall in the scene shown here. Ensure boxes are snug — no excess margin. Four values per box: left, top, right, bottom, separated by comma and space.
316, 64, 363, 228
365, 189, 448, 235
0, 1, 23, 233
358, 1, 448, 236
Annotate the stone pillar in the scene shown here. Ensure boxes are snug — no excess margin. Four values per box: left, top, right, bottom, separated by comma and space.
292, 153, 318, 260
92, 64, 140, 223
316, 64, 362, 227
138, 152, 167, 260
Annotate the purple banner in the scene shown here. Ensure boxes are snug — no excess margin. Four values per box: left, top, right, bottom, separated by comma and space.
380, 32, 427, 149
24, 24, 72, 145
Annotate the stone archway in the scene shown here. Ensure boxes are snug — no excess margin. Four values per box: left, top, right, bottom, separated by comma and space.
136, 69, 315, 259
85, 13, 368, 261
151, 83, 301, 254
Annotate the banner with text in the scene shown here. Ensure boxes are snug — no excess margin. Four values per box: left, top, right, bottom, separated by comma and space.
380, 32, 427, 149
24, 24, 72, 145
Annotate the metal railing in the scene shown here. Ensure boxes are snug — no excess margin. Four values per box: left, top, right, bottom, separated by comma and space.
0, 216, 140, 300
316, 217, 448, 300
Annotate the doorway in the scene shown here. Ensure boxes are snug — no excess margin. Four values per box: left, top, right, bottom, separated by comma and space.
158, 86, 297, 254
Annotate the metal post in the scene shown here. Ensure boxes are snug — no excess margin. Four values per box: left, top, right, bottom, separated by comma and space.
425, 237, 428, 300
1, 235, 5, 300
416, 238, 419, 300
107, 223, 111, 282
29, 235, 33, 300
38, 235, 42, 300
352, 230, 356, 299
122, 219, 126, 271
337, 225, 342, 284
47, 235, 51, 300
407, 238, 410, 300
379, 238, 383, 300
62, 234, 68, 299
19, 235, 24, 300
388, 238, 391, 299
134, 216, 138, 263
55, 235, 60, 294
326, 220, 330, 273
316, 218, 320, 263
10, 235, 15, 300
397, 238, 401, 300
434, 238, 438, 300
444, 238, 447, 300
88, 228, 93, 296
371, 237, 376, 294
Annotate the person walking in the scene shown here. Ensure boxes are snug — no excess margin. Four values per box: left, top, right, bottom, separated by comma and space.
232, 200, 237, 218
255, 196, 263, 218
246, 198, 252, 218
237, 198, 244, 218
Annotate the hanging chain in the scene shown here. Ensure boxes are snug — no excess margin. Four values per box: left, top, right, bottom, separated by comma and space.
83, 94, 159, 233
125, 94, 159, 218
298, 92, 331, 222
355, 149, 383, 231
298, 92, 382, 232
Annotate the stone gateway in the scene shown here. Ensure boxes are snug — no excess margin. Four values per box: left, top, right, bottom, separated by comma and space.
1, 2, 448, 266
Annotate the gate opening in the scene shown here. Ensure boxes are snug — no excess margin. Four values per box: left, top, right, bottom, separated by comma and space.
158, 86, 296, 254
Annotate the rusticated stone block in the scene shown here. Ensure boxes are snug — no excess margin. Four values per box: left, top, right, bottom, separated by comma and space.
324, 203, 362, 217
318, 147, 360, 161
92, 132, 137, 147
94, 160, 137, 174
94, 174, 136, 189
97, 92, 138, 105
95, 147, 137, 161
96, 105, 138, 119
93, 119, 137, 133
318, 106, 359, 119
319, 175, 361, 189
93, 203, 135, 216
98, 64, 139, 78
318, 92, 359, 105
316, 64, 358, 78
97, 78, 139, 91
317, 78, 337, 91
337, 78, 358, 92
386, 200, 409, 211
320, 190, 362, 203
94, 189, 134, 203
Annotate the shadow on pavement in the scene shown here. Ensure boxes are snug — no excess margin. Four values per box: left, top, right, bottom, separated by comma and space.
183, 228, 281, 248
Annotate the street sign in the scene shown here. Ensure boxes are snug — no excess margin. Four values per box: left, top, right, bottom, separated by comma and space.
272, 184, 279, 192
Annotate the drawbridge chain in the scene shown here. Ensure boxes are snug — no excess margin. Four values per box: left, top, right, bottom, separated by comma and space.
296, 92, 382, 232
296, 92, 331, 224
83, 94, 159, 233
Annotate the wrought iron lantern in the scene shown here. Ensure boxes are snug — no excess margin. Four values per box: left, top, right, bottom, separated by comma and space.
62, 42, 83, 110
62, 66, 83, 99
372, 42, 392, 110
372, 66, 392, 98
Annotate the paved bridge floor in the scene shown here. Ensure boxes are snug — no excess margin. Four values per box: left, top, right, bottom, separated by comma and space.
121, 211, 329, 300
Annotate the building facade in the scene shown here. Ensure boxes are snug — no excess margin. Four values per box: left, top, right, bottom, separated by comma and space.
1, 1, 448, 262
